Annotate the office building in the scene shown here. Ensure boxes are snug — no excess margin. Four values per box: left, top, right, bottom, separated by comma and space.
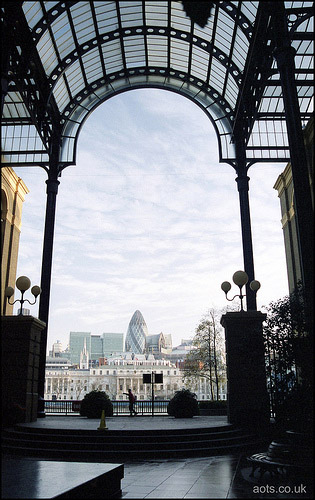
102, 332, 124, 356
125, 310, 148, 354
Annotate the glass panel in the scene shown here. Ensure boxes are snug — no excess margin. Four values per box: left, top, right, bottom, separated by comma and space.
193, 21, 213, 42
191, 45, 209, 80
231, 28, 249, 71
37, 31, 59, 76
102, 39, 124, 72
52, 76, 71, 112
64, 60, 85, 98
51, 11, 71, 48
124, 36, 146, 68
65, 106, 88, 127
240, 1, 259, 25
1, 124, 46, 157
170, 38, 189, 72
60, 136, 75, 163
70, 3, 96, 45
22, 1, 44, 29
119, 1, 143, 28
145, 1, 168, 27
224, 75, 238, 108
82, 48, 103, 83
92, 84, 115, 100
147, 36, 168, 66
208, 101, 227, 120
215, 11, 234, 54
62, 119, 80, 139
3, 92, 30, 119
95, 2, 119, 34
171, 1, 191, 31
209, 59, 225, 93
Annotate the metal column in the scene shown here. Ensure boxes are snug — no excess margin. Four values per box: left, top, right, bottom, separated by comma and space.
37, 171, 60, 415
234, 137, 257, 311
271, 2, 314, 332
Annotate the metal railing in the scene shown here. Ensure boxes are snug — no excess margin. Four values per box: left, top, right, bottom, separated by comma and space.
44, 399, 169, 416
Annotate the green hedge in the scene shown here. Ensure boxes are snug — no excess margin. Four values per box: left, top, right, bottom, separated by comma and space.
167, 389, 200, 418
80, 390, 113, 418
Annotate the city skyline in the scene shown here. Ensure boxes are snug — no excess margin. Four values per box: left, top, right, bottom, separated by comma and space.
13, 89, 289, 352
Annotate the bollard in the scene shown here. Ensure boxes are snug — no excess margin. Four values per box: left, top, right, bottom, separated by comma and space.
97, 409, 108, 430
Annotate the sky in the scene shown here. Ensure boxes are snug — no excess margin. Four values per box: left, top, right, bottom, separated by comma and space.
13, 88, 289, 353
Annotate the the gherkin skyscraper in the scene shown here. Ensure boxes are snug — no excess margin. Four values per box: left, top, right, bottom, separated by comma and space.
125, 310, 148, 354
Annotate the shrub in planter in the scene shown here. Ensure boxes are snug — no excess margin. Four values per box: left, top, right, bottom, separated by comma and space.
167, 389, 199, 418
80, 390, 113, 419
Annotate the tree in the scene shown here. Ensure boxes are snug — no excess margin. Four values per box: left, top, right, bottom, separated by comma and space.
262, 282, 312, 430
183, 309, 226, 400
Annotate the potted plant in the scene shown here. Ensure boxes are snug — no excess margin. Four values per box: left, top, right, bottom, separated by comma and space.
80, 390, 113, 418
167, 389, 199, 418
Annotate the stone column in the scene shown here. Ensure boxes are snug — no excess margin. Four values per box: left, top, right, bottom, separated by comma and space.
220, 311, 269, 430
1, 315, 46, 426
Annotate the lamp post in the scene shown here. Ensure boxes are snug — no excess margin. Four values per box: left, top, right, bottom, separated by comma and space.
5, 276, 41, 314
221, 270, 260, 311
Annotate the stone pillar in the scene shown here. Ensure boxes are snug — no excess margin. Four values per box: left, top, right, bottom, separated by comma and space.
1, 315, 46, 427
220, 311, 269, 430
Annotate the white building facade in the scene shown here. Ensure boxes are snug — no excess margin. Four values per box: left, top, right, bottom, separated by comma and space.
44, 355, 226, 401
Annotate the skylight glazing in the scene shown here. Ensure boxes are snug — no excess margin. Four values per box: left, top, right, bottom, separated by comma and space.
1, 1, 313, 168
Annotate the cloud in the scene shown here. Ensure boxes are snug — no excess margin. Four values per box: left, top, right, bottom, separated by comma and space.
14, 89, 289, 351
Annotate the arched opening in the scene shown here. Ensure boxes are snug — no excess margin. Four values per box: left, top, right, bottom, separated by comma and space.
14, 88, 288, 352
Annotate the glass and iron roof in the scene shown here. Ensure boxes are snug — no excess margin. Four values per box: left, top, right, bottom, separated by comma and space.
1, 1, 314, 170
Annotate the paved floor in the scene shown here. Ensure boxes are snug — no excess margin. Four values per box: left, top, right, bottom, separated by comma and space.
121, 455, 313, 499
3, 417, 313, 498
2, 453, 312, 499
17, 415, 229, 431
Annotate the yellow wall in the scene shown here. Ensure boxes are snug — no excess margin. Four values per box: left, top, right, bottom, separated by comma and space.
1, 167, 29, 315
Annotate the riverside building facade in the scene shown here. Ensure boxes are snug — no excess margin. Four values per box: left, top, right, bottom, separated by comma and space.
44, 351, 227, 402
45, 310, 227, 401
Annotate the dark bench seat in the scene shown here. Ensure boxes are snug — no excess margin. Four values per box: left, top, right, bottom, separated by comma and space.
247, 452, 304, 478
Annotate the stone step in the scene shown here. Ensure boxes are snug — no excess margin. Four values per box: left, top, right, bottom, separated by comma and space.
2, 425, 263, 461
2, 426, 245, 443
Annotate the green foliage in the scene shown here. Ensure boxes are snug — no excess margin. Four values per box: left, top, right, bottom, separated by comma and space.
80, 390, 113, 418
263, 282, 312, 430
167, 389, 200, 418
183, 309, 226, 400
198, 400, 227, 409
